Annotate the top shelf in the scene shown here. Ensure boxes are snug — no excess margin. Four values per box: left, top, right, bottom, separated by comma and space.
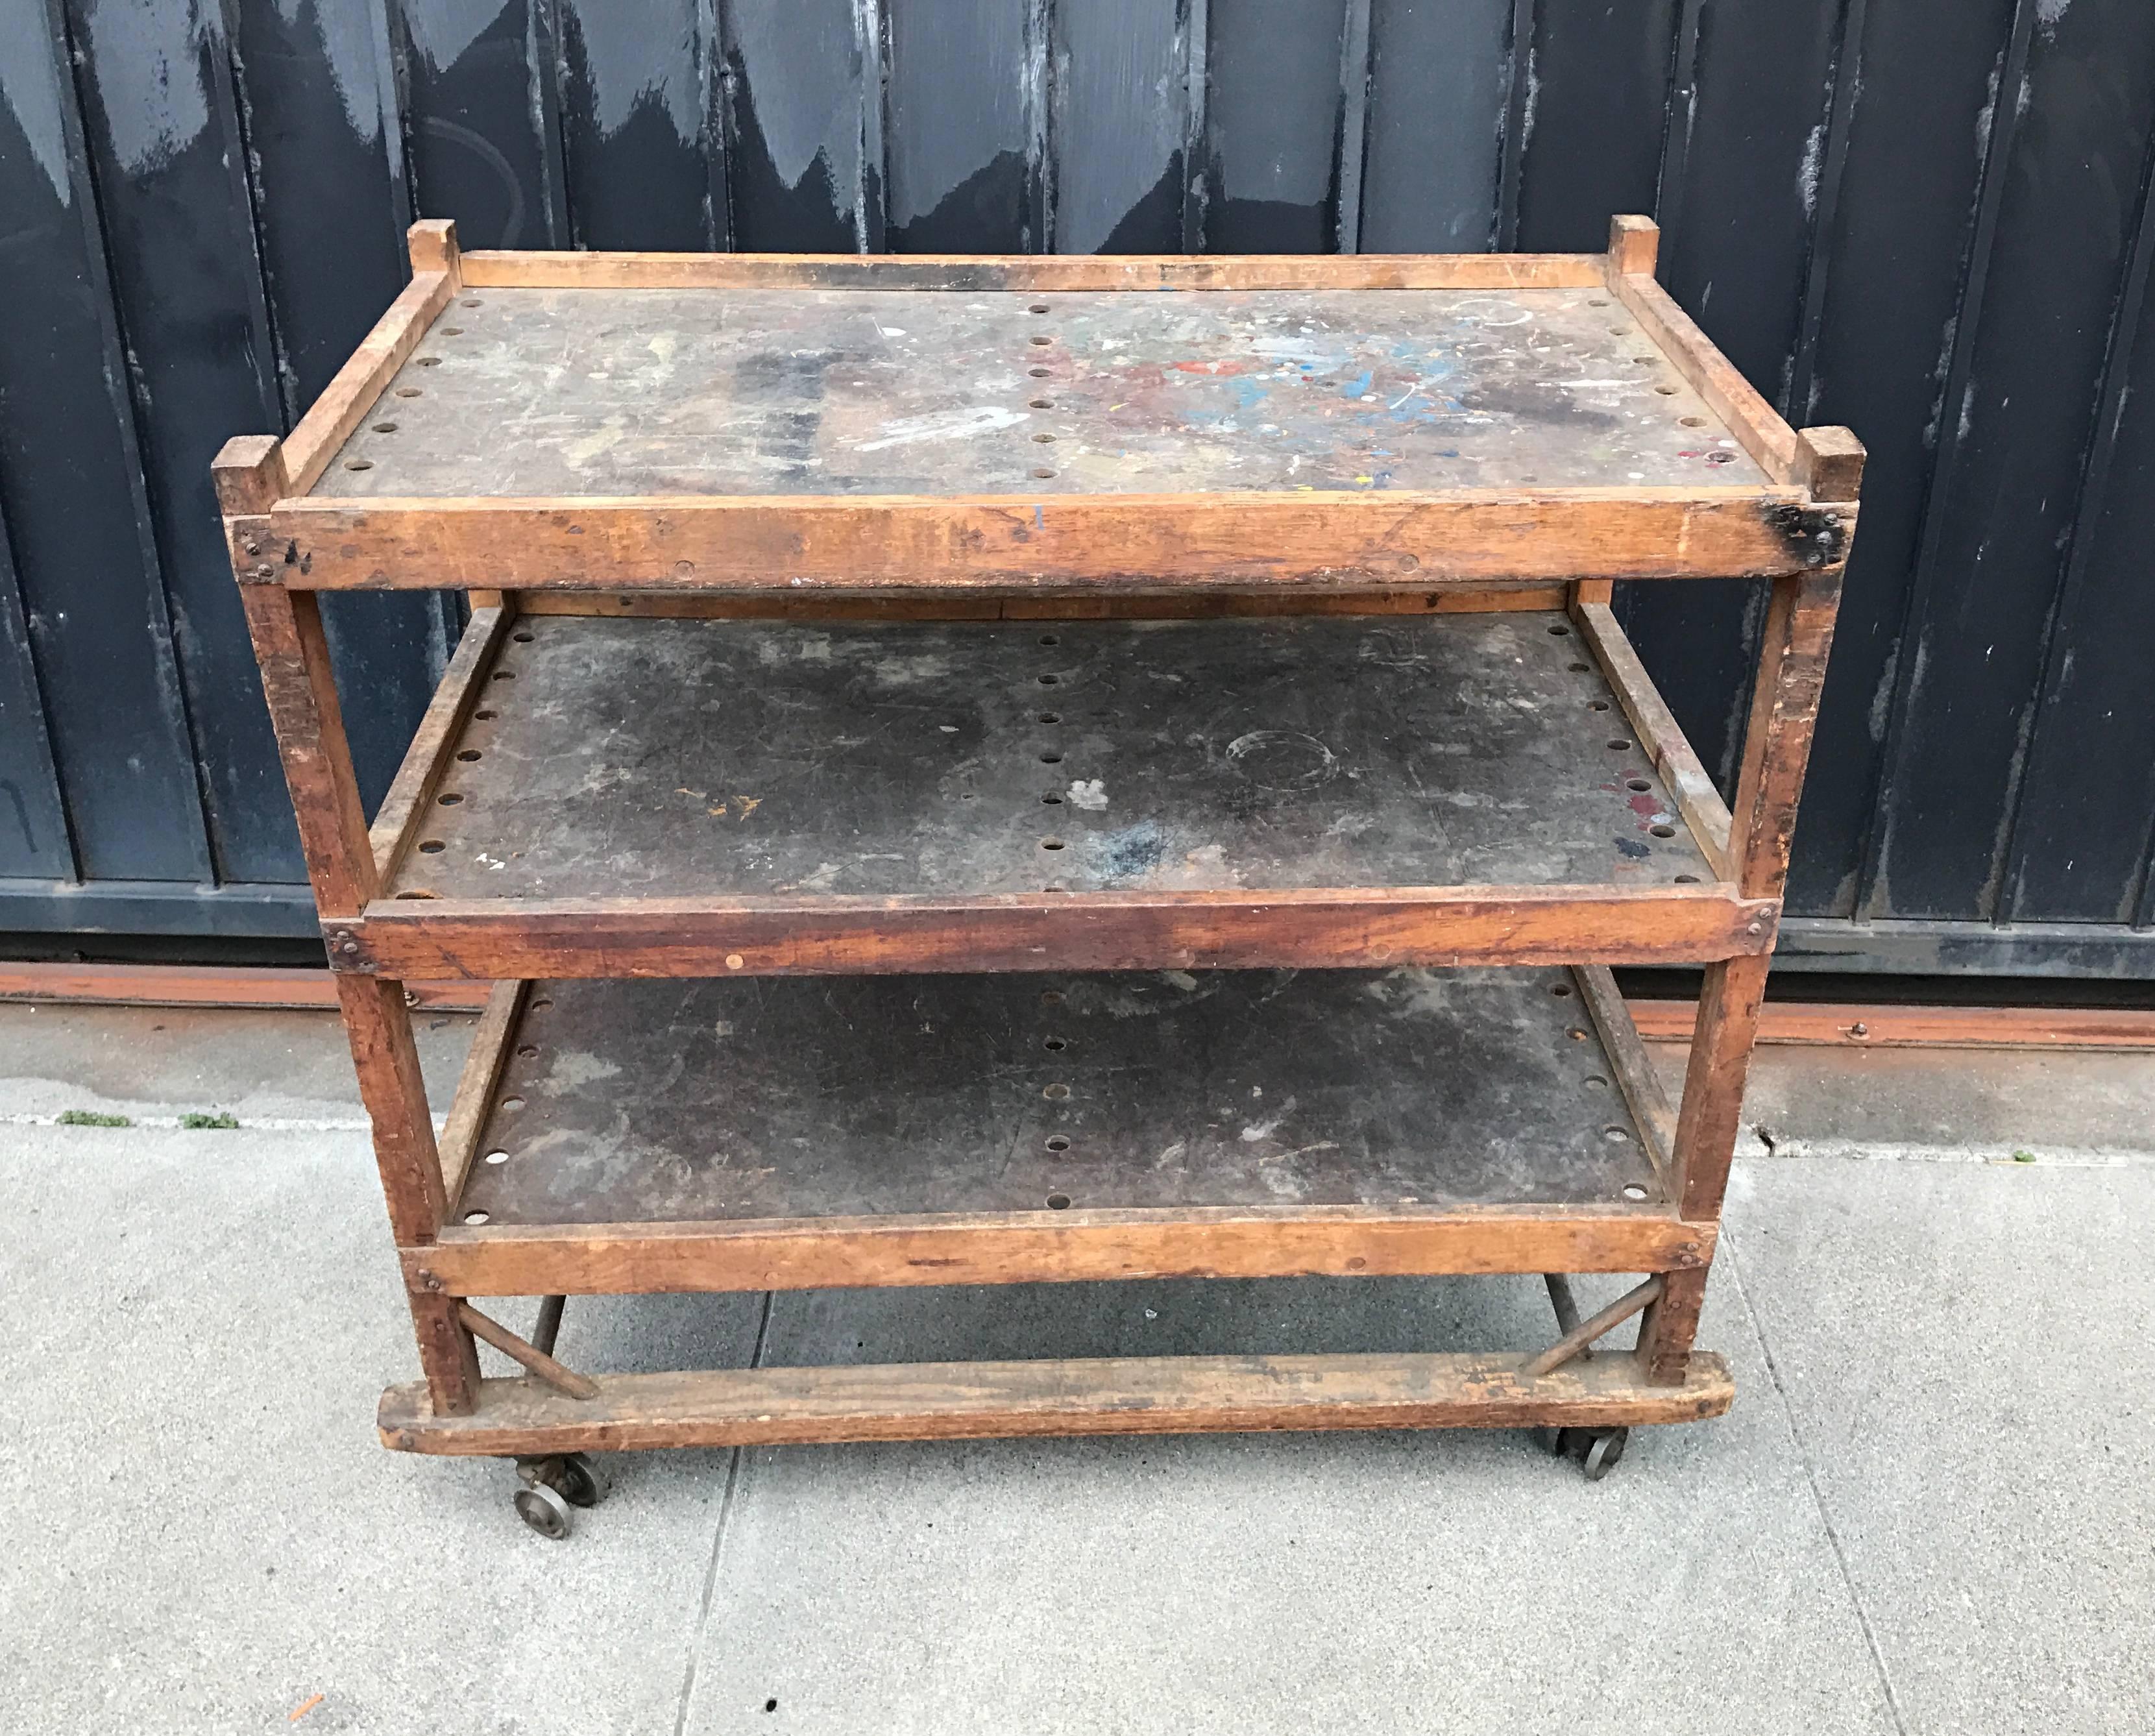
215, 218, 1864, 595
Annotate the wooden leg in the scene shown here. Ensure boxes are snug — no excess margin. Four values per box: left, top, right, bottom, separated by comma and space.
1638, 1268, 1709, 1386
335, 974, 480, 1414
1667, 952, 1770, 1224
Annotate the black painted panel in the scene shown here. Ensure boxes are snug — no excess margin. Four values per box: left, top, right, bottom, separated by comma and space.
1620, 0, 1846, 793
1866, 0, 2155, 920
1783, 0, 2017, 918
557, 0, 721, 251
720, 0, 871, 252
0, 505, 69, 877
1513, 0, 1679, 252
390, 0, 565, 248
1051, 0, 1187, 252
1359, 0, 1509, 252
1201, 0, 1345, 253
884, 0, 1038, 252
0, 5, 206, 883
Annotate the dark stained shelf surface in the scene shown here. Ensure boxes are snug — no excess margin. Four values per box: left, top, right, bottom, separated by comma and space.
454, 968, 1662, 1227
388, 613, 1714, 904
317, 285, 1766, 499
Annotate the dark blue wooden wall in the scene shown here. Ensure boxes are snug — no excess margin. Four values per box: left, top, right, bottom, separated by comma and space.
3, 0, 2153, 974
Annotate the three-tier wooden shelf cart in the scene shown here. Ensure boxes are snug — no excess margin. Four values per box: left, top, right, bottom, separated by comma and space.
221, 215, 1859, 1535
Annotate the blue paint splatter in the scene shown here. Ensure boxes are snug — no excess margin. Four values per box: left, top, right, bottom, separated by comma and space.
1341, 370, 1372, 400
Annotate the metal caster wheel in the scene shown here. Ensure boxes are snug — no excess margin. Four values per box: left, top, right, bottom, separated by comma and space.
513, 1481, 574, 1540
1579, 1427, 1629, 1482
554, 1452, 604, 1508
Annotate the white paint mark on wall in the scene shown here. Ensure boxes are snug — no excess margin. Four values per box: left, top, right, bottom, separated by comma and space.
273, 0, 382, 141
0, 6, 71, 202
81, 0, 221, 175
1796, 121, 1825, 216
855, 406, 1029, 450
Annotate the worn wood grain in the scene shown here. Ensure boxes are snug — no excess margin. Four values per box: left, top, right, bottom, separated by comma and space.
1573, 600, 1734, 876
367, 604, 509, 883
1795, 425, 1866, 503
278, 267, 459, 497
377, 1349, 1736, 1453
267, 491, 1845, 593
345, 887, 1776, 981
435, 979, 525, 1209
406, 1209, 1716, 1297
455, 1301, 599, 1399
1608, 214, 1660, 277
456, 250, 1611, 291
512, 585, 1571, 620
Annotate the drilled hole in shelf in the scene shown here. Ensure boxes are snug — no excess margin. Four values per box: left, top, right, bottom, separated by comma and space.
393, 890, 437, 899
1038, 711, 1061, 724
1589, 700, 1610, 712
463, 1210, 489, 1224
529, 997, 552, 1010
442, 326, 465, 337
1656, 385, 1678, 395
1622, 1182, 1651, 1202
461, 297, 482, 308
1607, 739, 1632, 752
1588, 297, 1608, 307
474, 709, 496, 720
1651, 824, 1676, 838
1041, 838, 1065, 851
1030, 398, 1054, 410
1040, 751, 1063, 764
1604, 1125, 1631, 1143
1029, 302, 1051, 313
395, 386, 422, 398
512, 630, 534, 642
1041, 990, 1064, 1005
1032, 467, 1056, 479
437, 792, 463, 805
1627, 777, 1651, 791
1038, 673, 1060, 685
456, 749, 481, 762
1706, 451, 1735, 465
418, 840, 445, 854
517, 1044, 539, 1057
1674, 874, 1699, 885
500, 1095, 524, 1111
1584, 1074, 1609, 1089
1045, 1133, 1071, 1151
1548, 624, 1570, 636
1568, 661, 1589, 673
483, 1149, 509, 1166
1680, 416, 1707, 428
371, 421, 398, 434
1029, 334, 1054, 346
491, 670, 516, 681
1043, 1036, 1067, 1051
1043, 1082, 1070, 1100
416, 356, 441, 367
1042, 794, 1064, 805
1047, 1193, 1071, 1209
343, 459, 372, 471
1044, 884, 1071, 894
960, 791, 977, 800
1038, 633, 1060, 646
1550, 983, 1572, 997
1029, 366, 1052, 377
1566, 1027, 1588, 1042
1633, 356, 1653, 366
1032, 433, 1056, 444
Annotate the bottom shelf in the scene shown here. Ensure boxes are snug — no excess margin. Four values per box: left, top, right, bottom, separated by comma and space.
379, 1350, 1735, 1454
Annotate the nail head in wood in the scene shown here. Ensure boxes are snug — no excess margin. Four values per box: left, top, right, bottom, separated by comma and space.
1609, 214, 1659, 278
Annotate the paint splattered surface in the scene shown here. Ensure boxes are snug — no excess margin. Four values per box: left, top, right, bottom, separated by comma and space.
391, 613, 1712, 902
457, 967, 1661, 1223
319, 286, 1766, 496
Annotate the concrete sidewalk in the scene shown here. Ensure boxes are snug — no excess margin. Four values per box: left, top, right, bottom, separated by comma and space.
1, 1003, 2150, 1734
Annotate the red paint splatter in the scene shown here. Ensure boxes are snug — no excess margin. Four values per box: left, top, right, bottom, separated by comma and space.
1170, 358, 1265, 376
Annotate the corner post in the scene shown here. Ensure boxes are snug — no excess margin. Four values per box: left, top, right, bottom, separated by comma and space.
1641, 562, 1845, 1384
1607, 214, 1659, 279
221, 434, 480, 1414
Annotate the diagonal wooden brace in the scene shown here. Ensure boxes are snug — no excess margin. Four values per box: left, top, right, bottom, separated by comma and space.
457, 1301, 599, 1400
1521, 1277, 1666, 1378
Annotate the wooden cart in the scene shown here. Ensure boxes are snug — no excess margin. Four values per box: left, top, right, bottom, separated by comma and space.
219, 215, 1857, 1534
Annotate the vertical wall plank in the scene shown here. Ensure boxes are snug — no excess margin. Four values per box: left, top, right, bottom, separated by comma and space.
0, 502, 71, 879
1358, 0, 1510, 252
1778, 0, 2018, 918
389, 0, 567, 249
1511, 0, 1679, 252
1866, 0, 2155, 921
0, 0, 210, 884
883, 0, 1037, 251
557, 0, 722, 250
2003, 147, 2155, 925
1051, 0, 1186, 253
1200, 0, 1345, 253
720, 0, 872, 251
1620, 0, 1848, 794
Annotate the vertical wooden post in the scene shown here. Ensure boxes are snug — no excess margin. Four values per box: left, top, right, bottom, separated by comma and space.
221, 435, 480, 1415
1642, 565, 1842, 1384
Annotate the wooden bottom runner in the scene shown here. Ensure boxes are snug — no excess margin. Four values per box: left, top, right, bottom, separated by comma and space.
378, 1350, 1734, 1454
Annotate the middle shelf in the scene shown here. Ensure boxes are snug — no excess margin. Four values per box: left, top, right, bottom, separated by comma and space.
349, 607, 1771, 979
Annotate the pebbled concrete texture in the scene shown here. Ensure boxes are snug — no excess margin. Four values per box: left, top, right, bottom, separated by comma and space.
2, 1005, 2152, 1733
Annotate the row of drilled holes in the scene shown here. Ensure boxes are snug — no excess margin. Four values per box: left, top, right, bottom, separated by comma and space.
398, 629, 535, 890
343, 296, 486, 474
1550, 977, 1653, 1203
1549, 621, 1692, 877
